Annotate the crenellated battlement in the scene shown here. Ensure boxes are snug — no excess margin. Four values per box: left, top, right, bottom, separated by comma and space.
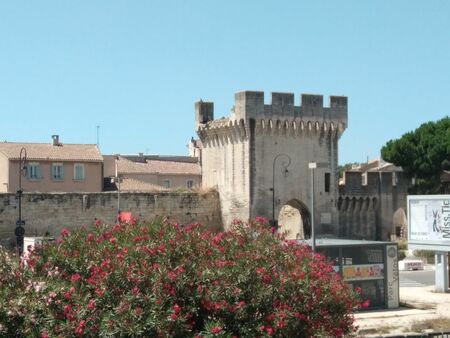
195, 90, 349, 148
196, 90, 347, 128
339, 171, 408, 197
233, 91, 347, 121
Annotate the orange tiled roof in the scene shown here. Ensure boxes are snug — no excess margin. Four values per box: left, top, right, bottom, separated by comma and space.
117, 156, 201, 176
0, 142, 103, 162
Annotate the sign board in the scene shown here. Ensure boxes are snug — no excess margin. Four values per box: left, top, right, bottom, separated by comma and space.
399, 260, 424, 271
16, 220, 26, 226
407, 195, 450, 251
342, 264, 384, 281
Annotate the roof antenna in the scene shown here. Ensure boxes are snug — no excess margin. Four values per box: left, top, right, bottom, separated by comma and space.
96, 125, 100, 149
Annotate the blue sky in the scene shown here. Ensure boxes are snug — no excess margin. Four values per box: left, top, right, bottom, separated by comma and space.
1, 1, 449, 164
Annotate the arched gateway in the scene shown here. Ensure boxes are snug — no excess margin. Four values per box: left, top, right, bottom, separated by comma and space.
195, 91, 348, 237
278, 199, 311, 240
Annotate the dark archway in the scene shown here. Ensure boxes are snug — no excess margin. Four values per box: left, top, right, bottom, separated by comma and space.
278, 199, 311, 240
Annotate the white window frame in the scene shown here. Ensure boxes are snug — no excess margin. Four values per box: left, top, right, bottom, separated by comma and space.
163, 179, 171, 188
392, 172, 398, 186
74, 163, 85, 181
362, 172, 368, 186
51, 163, 64, 181
28, 162, 41, 180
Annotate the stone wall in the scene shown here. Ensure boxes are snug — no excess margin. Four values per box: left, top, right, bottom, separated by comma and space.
0, 190, 222, 246
338, 171, 409, 240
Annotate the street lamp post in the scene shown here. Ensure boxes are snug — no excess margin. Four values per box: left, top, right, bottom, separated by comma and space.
308, 162, 330, 252
271, 154, 291, 230
15, 147, 27, 256
308, 162, 317, 252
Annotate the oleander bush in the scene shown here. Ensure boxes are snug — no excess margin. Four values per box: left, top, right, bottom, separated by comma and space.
0, 217, 360, 337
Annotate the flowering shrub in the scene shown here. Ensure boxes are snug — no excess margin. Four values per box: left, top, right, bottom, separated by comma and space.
0, 218, 360, 337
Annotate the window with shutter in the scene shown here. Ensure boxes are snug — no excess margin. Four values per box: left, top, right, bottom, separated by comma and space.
51, 163, 64, 181
74, 164, 85, 181
27, 163, 41, 180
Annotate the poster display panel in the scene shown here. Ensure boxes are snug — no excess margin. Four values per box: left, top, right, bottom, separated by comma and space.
342, 264, 384, 281
408, 195, 450, 251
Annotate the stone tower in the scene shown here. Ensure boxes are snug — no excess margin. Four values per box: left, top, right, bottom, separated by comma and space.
195, 91, 347, 238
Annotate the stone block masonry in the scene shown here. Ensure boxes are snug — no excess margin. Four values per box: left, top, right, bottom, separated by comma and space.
196, 90, 347, 237
0, 191, 223, 246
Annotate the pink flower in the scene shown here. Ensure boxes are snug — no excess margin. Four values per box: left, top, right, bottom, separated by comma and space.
133, 307, 143, 316
361, 299, 370, 309
255, 216, 268, 224
172, 303, 181, 314
40, 331, 49, 338
170, 313, 178, 320
71, 273, 81, 283
87, 299, 96, 310
75, 320, 85, 335
167, 271, 177, 281
86, 233, 94, 242
211, 326, 222, 334
61, 228, 70, 238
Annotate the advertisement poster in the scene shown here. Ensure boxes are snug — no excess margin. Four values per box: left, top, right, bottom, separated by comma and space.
408, 195, 450, 243
342, 264, 384, 281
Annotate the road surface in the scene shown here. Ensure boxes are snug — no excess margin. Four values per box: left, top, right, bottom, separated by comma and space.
399, 269, 435, 287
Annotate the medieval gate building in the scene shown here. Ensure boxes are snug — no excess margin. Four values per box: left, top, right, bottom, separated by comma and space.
195, 91, 347, 239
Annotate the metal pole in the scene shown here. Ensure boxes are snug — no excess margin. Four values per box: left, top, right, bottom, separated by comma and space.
311, 167, 315, 252
117, 178, 121, 216
272, 158, 276, 229
115, 156, 121, 217
16, 147, 27, 257
96, 125, 100, 148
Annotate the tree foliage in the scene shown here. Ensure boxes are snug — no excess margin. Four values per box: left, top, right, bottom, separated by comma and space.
381, 117, 450, 194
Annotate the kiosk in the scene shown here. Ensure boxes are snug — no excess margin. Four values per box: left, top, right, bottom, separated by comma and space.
302, 238, 399, 309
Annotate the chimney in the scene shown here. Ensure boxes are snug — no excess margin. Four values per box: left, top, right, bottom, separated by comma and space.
52, 135, 60, 146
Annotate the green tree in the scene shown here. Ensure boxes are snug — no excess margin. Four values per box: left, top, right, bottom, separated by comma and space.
381, 117, 450, 194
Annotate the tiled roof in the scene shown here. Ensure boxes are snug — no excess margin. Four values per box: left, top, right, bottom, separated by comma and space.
0, 142, 103, 162
119, 178, 166, 192
117, 156, 201, 175
351, 159, 403, 172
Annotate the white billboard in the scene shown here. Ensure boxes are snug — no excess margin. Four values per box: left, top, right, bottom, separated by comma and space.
407, 195, 450, 251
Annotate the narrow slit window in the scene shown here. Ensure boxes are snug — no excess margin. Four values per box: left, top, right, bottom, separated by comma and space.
325, 173, 330, 193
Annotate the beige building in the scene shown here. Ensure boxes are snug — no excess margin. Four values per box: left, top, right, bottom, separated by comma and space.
0, 135, 103, 193
103, 154, 201, 192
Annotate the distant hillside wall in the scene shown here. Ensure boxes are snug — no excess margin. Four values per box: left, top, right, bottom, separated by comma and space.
0, 191, 222, 246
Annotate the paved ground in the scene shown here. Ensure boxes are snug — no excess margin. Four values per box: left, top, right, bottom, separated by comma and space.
400, 268, 435, 287
355, 284, 450, 337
